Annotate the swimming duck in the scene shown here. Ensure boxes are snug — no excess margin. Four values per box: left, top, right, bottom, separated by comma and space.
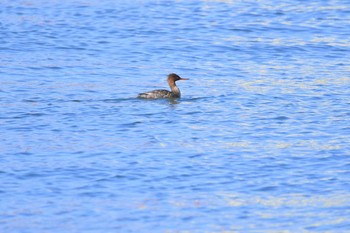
138, 73, 188, 99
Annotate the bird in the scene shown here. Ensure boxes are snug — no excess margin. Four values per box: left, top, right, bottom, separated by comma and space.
138, 73, 189, 99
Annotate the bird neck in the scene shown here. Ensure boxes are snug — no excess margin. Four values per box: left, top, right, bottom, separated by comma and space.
168, 80, 181, 97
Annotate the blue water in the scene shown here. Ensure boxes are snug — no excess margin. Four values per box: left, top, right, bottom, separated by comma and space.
1, 0, 350, 232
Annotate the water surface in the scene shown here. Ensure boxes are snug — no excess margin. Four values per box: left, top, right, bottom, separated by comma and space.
1, 0, 350, 232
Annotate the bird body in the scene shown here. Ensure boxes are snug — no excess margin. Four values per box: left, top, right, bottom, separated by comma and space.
138, 73, 188, 99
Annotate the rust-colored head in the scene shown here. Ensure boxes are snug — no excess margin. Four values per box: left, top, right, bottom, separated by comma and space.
167, 73, 189, 82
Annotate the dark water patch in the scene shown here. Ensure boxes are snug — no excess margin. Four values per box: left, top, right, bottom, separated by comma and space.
42, 66, 63, 70
255, 186, 279, 192
121, 121, 143, 127
272, 116, 290, 121
102, 98, 138, 103
54, 46, 87, 51
19, 172, 43, 179
24, 112, 46, 117
17, 151, 33, 156
22, 99, 40, 103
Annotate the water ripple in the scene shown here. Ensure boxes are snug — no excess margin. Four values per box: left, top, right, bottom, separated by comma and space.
1, 0, 350, 232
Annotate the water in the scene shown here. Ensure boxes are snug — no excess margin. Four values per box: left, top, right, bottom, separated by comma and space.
1, 0, 350, 232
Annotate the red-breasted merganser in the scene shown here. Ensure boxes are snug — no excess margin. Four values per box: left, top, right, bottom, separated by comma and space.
138, 73, 189, 99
